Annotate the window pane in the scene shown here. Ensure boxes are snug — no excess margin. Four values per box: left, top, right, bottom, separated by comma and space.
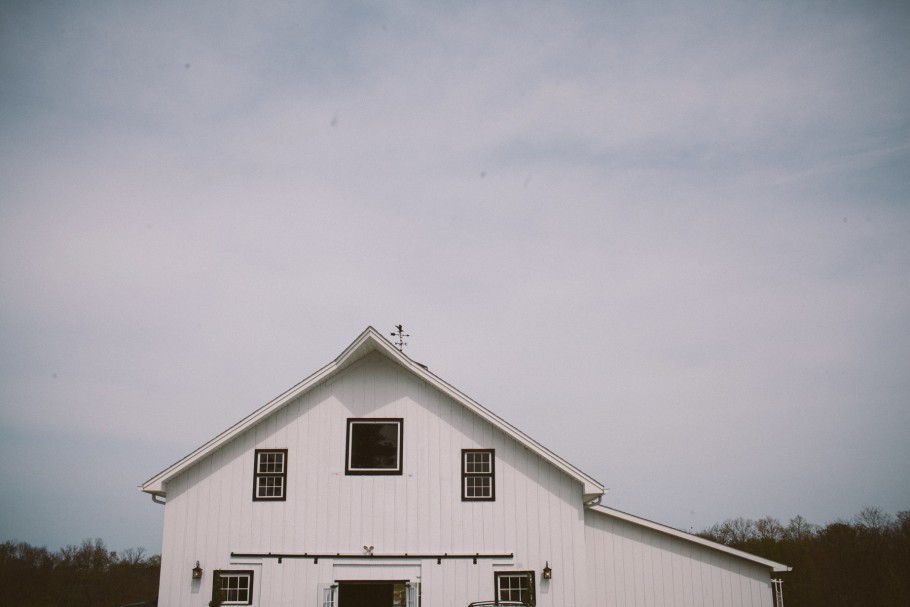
466, 476, 491, 497
258, 452, 284, 473
218, 572, 252, 605
349, 421, 401, 470
465, 451, 491, 473
254, 450, 287, 500
497, 573, 533, 605
258, 476, 284, 497
462, 450, 494, 500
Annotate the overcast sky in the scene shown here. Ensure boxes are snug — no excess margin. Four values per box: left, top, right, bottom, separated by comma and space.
1, 0, 908, 555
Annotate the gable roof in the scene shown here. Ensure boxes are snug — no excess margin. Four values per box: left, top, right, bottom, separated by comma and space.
589, 505, 792, 573
141, 326, 605, 499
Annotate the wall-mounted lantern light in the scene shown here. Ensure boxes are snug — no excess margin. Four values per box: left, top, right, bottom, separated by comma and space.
542, 561, 552, 580
192, 561, 203, 580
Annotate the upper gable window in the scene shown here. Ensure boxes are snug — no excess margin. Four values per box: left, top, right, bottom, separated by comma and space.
462, 449, 495, 501
345, 418, 403, 475
253, 449, 288, 501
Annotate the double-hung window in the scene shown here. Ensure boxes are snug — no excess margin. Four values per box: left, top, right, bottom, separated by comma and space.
462, 449, 495, 501
253, 449, 287, 501
495, 571, 535, 606
346, 418, 403, 475
213, 570, 254, 605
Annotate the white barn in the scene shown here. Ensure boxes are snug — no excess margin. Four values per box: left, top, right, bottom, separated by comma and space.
141, 327, 788, 607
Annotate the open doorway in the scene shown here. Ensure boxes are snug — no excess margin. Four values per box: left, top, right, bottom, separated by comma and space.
337, 581, 408, 607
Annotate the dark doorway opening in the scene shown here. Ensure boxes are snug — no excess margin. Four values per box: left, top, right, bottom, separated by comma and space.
337, 581, 407, 607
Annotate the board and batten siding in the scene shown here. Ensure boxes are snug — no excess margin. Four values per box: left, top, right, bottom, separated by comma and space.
585, 509, 774, 607
157, 351, 588, 607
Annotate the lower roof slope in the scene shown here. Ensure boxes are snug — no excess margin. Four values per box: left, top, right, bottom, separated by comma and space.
589, 505, 791, 573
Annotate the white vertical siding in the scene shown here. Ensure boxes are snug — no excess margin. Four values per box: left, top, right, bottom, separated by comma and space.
585, 509, 774, 607
158, 351, 586, 606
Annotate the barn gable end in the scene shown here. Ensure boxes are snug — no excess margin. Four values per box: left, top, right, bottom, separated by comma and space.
141, 327, 788, 607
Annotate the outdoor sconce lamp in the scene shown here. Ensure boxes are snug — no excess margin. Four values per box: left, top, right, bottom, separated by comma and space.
192, 561, 203, 580
542, 562, 552, 580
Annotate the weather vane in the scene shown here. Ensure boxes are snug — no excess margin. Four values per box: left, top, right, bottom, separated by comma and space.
390, 324, 409, 351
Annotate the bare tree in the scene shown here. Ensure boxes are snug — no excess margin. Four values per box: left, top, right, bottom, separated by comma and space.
120, 547, 147, 565
854, 506, 893, 532
784, 514, 817, 541
755, 516, 784, 542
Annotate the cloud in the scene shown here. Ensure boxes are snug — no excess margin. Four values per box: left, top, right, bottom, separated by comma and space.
1, 0, 908, 551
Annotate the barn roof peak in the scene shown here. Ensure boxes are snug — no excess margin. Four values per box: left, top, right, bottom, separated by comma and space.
140, 326, 605, 500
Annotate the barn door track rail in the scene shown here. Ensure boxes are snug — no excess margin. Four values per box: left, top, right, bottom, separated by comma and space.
230, 552, 514, 565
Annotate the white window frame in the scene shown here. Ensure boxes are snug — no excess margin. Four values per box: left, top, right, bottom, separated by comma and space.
495, 571, 535, 607
253, 449, 287, 501
462, 449, 495, 501
213, 570, 254, 606
345, 418, 403, 475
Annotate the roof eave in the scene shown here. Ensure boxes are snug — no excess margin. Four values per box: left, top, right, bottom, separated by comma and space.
139, 357, 340, 495
352, 328, 605, 497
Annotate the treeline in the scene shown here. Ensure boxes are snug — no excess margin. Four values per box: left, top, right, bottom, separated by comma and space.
699, 507, 910, 607
0, 538, 159, 607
